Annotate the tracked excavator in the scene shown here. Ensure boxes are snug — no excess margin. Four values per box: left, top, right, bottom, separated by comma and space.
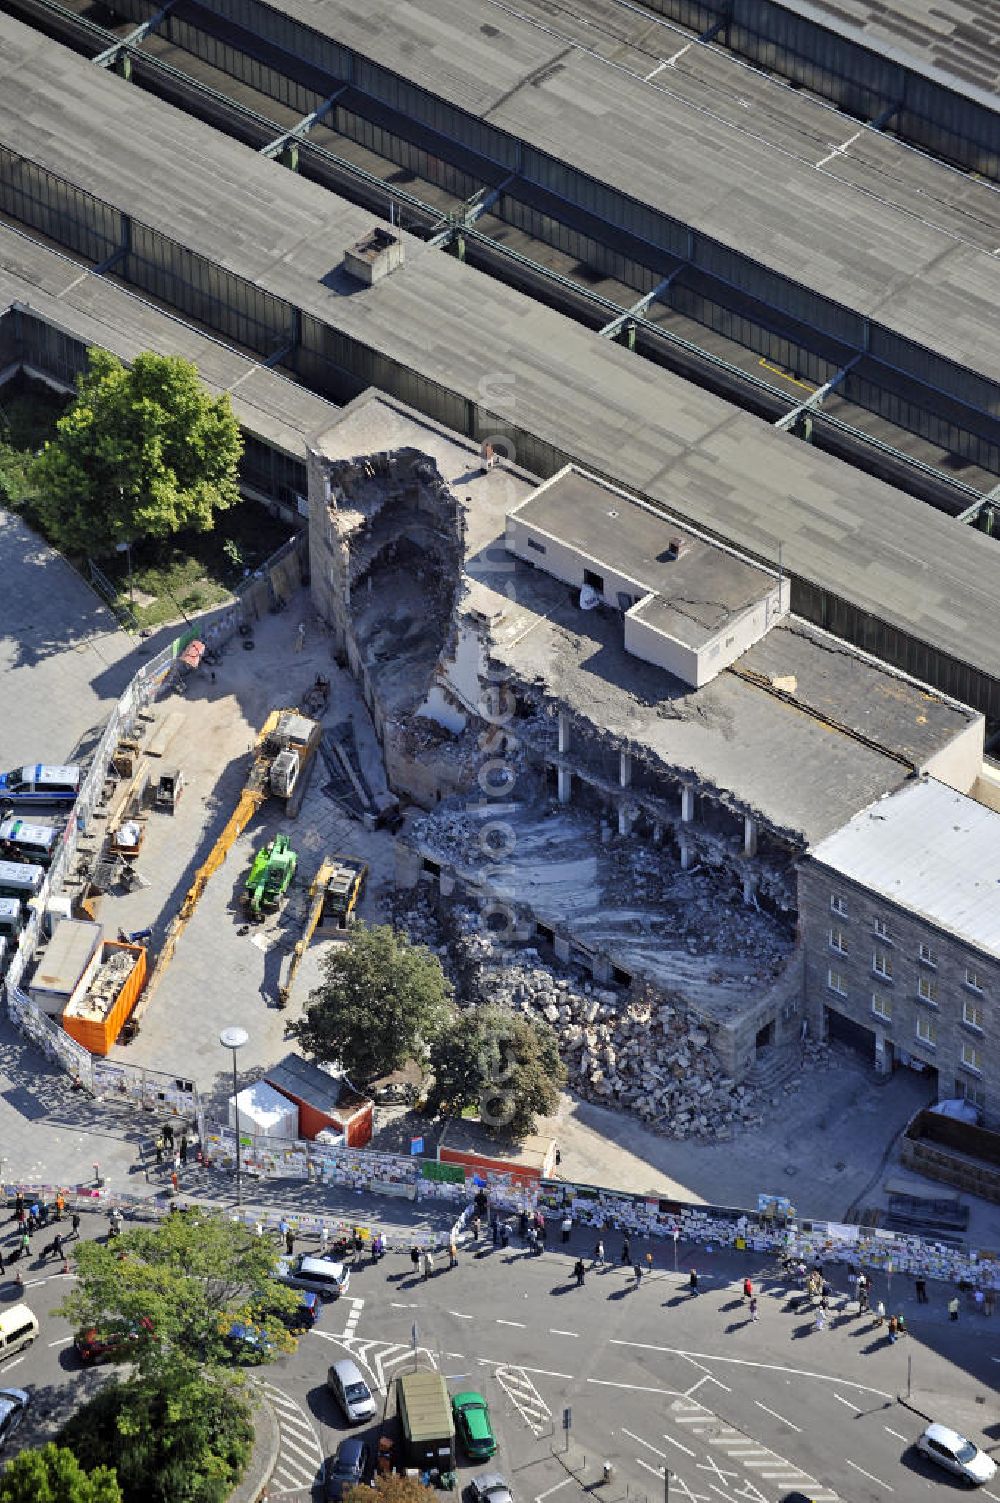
277, 855, 367, 1007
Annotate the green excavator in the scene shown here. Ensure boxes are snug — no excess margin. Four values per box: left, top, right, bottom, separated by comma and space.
244, 833, 297, 920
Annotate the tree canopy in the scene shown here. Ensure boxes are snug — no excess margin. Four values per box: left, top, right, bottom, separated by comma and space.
60, 1366, 252, 1503
57, 1206, 299, 1372
31, 348, 242, 556
0, 1444, 122, 1503
426, 1003, 566, 1139
291, 923, 454, 1082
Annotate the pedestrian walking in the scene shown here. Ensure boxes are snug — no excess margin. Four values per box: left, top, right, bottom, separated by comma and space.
749, 1295, 758, 1323
561, 1214, 572, 1244
874, 1300, 886, 1327
621, 1238, 632, 1266
448, 1240, 458, 1269
645, 1251, 654, 1276
410, 1246, 420, 1273
914, 1276, 927, 1303
858, 1286, 870, 1315
319, 1224, 329, 1254
170, 1170, 179, 1195
814, 1309, 826, 1333
948, 1295, 960, 1321
179, 1136, 188, 1166
633, 1261, 642, 1287
594, 1238, 605, 1267
155, 1137, 164, 1166
285, 1228, 295, 1255
689, 1268, 699, 1294
13, 1192, 23, 1223
743, 1277, 753, 1301
526, 1226, 538, 1255
519, 1210, 528, 1238
422, 1250, 435, 1280
29, 1203, 40, 1229
500, 1221, 510, 1250
163, 1122, 174, 1150
39, 1202, 49, 1227
538, 1220, 546, 1249
71, 1212, 81, 1239
574, 1258, 586, 1288
173, 1151, 181, 1176
20, 1231, 29, 1260
492, 1220, 500, 1249
55, 1192, 65, 1221
471, 1216, 481, 1242
888, 1316, 899, 1343
53, 1233, 64, 1262
353, 1230, 364, 1261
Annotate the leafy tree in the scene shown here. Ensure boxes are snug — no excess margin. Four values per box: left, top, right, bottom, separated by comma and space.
61, 1364, 252, 1503
426, 1004, 566, 1139
346, 1476, 438, 1503
57, 1207, 299, 1372
31, 348, 242, 556
291, 923, 453, 1082
0, 1443, 122, 1503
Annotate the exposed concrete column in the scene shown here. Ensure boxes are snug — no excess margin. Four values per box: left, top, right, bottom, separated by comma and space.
742, 871, 757, 905
743, 814, 758, 857
558, 712, 571, 755
557, 766, 572, 805
618, 803, 633, 837
554, 935, 570, 963
439, 869, 456, 898
619, 751, 631, 788
593, 955, 612, 983
680, 840, 693, 871
681, 785, 695, 823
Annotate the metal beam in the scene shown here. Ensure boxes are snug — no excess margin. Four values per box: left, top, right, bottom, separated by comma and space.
260, 87, 346, 159
599, 265, 686, 338
956, 482, 1000, 524
94, 1, 174, 66
428, 173, 518, 247
870, 101, 902, 131
774, 356, 860, 432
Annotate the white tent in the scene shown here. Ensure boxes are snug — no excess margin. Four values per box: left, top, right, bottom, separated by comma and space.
228, 1080, 298, 1140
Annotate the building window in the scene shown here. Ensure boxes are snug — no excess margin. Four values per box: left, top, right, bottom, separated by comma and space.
918, 942, 937, 968
827, 968, 846, 997
956, 1077, 986, 1111
830, 893, 848, 917
962, 998, 984, 1031
917, 974, 938, 1005
829, 926, 847, 954
916, 1015, 937, 1047
873, 917, 891, 942
872, 950, 893, 981
527, 537, 546, 555
871, 992, 892, 1021
965, 966, 983, 993
960, 1041, 982, 1073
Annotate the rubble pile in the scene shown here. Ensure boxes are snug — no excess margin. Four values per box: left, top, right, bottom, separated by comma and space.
389, 889, 828, 1142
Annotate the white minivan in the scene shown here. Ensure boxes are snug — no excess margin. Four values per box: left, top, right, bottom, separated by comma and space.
0, 1304, 38, 1358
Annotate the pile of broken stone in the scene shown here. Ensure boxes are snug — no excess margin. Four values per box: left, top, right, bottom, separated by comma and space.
390, 890, 831, 1142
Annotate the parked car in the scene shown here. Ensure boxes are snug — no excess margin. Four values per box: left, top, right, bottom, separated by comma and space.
275, 1254, 350, 1300
325, 1438, 370, 1501
453, 1391, 497, 1461
0, 1389, 29, 1452
327, 1359, 377, 1424
917, 1423, 997, 1485
74, 1317, 155, 1366
470, 1473, 513, 1503
290, 1290, 321, 1329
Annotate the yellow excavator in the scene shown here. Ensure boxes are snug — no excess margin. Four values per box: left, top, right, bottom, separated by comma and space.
278, 855, 367, 1008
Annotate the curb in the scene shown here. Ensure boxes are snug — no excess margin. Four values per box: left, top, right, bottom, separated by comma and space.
230, 1390, 281, 1503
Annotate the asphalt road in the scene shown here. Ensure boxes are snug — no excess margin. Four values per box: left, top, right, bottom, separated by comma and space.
1, 1214, 997, 1503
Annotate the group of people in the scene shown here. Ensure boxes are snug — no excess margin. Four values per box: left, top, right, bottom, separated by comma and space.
4, 1189, 83, 1279
153, 1121, 193, 1194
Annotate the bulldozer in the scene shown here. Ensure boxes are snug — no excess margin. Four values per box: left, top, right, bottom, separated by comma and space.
244, 833, 297, 920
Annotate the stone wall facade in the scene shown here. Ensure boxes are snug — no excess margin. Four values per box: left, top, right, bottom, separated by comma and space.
799, 858, 999, 1126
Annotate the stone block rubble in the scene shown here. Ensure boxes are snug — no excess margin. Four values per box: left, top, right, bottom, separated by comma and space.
390, 888, 832, 1142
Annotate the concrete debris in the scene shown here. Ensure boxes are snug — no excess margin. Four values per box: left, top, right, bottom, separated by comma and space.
389, 888, 832, 1142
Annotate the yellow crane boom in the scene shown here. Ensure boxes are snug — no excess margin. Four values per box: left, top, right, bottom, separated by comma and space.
278, 857, 336, 1008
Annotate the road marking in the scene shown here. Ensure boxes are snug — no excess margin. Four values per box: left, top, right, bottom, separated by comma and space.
644, 60, 667, 81
496, 1318, 526, 1328
589, 1378, 680, 1396
47, 1335, 73, 1347
884, 1426, 908, 1441
846, 1458, 892, 1491
685, 1376, 711, 1397
610, 1339, 892, 1397
534, 1481, 572, 1503
496, 1366, 553, 1437
549, 1328, 578, 1337
833, 1392, 861, 1413
277, 1431, 322, 1465
448, 1310, 473, 1320
664, 41, 692, 67
816, 128, 863, 168
391, 1301, 419, 1309
623, 1428, 666, 1457
636, 1458, 667, 1481
0, 1357, 24, 1375
662, 1433, 697, 1458
754, 1400, 801, 1432
678, 1353, 732, 1393
478, 1357, 573, 1380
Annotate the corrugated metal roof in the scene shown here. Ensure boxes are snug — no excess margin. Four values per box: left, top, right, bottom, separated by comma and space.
809, 778, 1000, 958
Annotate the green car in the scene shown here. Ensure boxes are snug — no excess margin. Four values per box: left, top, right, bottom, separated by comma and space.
453, 1391, 497, 1461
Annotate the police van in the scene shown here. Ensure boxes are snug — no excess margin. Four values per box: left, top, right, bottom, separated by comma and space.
0, 764, 80, 806
0, 818, 59, 866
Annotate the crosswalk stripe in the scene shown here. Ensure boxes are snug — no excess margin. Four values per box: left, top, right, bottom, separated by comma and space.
277, 1432, 323, 1465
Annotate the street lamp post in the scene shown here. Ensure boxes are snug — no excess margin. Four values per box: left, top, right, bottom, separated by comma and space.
115, 535, 134, 607
220, 1026, 249, 1206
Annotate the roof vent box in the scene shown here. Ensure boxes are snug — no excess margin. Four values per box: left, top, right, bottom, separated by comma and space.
344, 227, 405, 285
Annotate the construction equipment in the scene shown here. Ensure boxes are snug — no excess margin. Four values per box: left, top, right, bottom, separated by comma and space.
302, 675, 331, 717
154, 767, 184, 813
244, 834, 297, 920
134, 707, 321, 1020
278, 855, 367, 1007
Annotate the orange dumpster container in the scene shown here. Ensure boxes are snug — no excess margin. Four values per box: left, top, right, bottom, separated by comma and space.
62, 941, 147, 1055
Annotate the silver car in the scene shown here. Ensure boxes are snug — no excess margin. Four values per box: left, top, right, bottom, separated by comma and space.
0, 1389, 30, 1452
917, 1423, 997, 1486
470, 1473, 513, 1503
275, 1254, 350, 1300
327, 1359, 377, 1424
